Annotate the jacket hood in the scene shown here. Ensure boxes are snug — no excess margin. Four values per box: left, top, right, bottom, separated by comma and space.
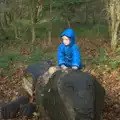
60, 28, 75, 45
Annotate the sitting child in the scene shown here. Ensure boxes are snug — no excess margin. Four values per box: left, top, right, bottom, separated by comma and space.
57, 28, 82, 70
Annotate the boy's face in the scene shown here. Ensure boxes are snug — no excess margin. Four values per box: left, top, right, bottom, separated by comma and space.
62, 36, 70, 46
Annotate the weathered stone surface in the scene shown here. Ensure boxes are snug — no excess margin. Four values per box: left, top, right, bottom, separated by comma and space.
35, 70, 105, 120
22, 62, 105, 120
22, 60, 55, 97
0, 96, 29, 119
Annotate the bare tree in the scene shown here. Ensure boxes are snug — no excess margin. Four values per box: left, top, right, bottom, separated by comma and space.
48, 0, 52, 46
30, 0, 43, 43
105, 0, 120, 50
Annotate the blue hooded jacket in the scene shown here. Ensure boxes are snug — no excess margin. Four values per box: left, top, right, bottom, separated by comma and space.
57, 28, 82, 69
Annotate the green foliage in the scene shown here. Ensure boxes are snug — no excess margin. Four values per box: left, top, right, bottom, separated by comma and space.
0, 53, 26, 68
29, 22, 109, 40
52, 0, 92, 8
92, 24, 109, 38
0, 0, 108, 48
75, 24, 109, 39
0, 57, 9, 68
0, 47, 56, 70
108, 59, 120, 69
84, 48, 120, 69
14, 19, 31, 26
43, 52, 57, 63
28, 47, 42, 65
92, 48, 106, 64
28, 47, 57, 65
35, 24, 48, 38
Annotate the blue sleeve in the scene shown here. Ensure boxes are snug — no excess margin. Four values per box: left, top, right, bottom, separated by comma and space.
57, 44, 65, 66
72, 44, 82, 67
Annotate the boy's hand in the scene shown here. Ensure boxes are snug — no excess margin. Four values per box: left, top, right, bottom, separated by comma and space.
61, 65, 68, 70
72, 66, 78, 70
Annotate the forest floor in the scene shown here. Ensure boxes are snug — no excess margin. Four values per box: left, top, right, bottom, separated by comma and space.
0, 38, 120, 120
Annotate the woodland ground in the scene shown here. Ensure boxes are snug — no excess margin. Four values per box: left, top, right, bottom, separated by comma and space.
0, 37, 120, 120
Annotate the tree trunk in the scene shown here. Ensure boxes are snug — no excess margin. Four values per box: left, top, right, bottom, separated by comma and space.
0, 19, 5, 33
31, 1, 36, 44
48, 0, 52, 46
92, 11, 96, 24
48, 31, 52, 45
105, 0, 120, 50
85, 3, 88, 24
111, 22, 120, 50
30, 0, 43, 43
31, 23, 36, 43
14, 25, 18, 40
67, 19, 71, 28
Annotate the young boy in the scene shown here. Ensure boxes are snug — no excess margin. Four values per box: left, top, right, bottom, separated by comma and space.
57, 28, 82, 70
